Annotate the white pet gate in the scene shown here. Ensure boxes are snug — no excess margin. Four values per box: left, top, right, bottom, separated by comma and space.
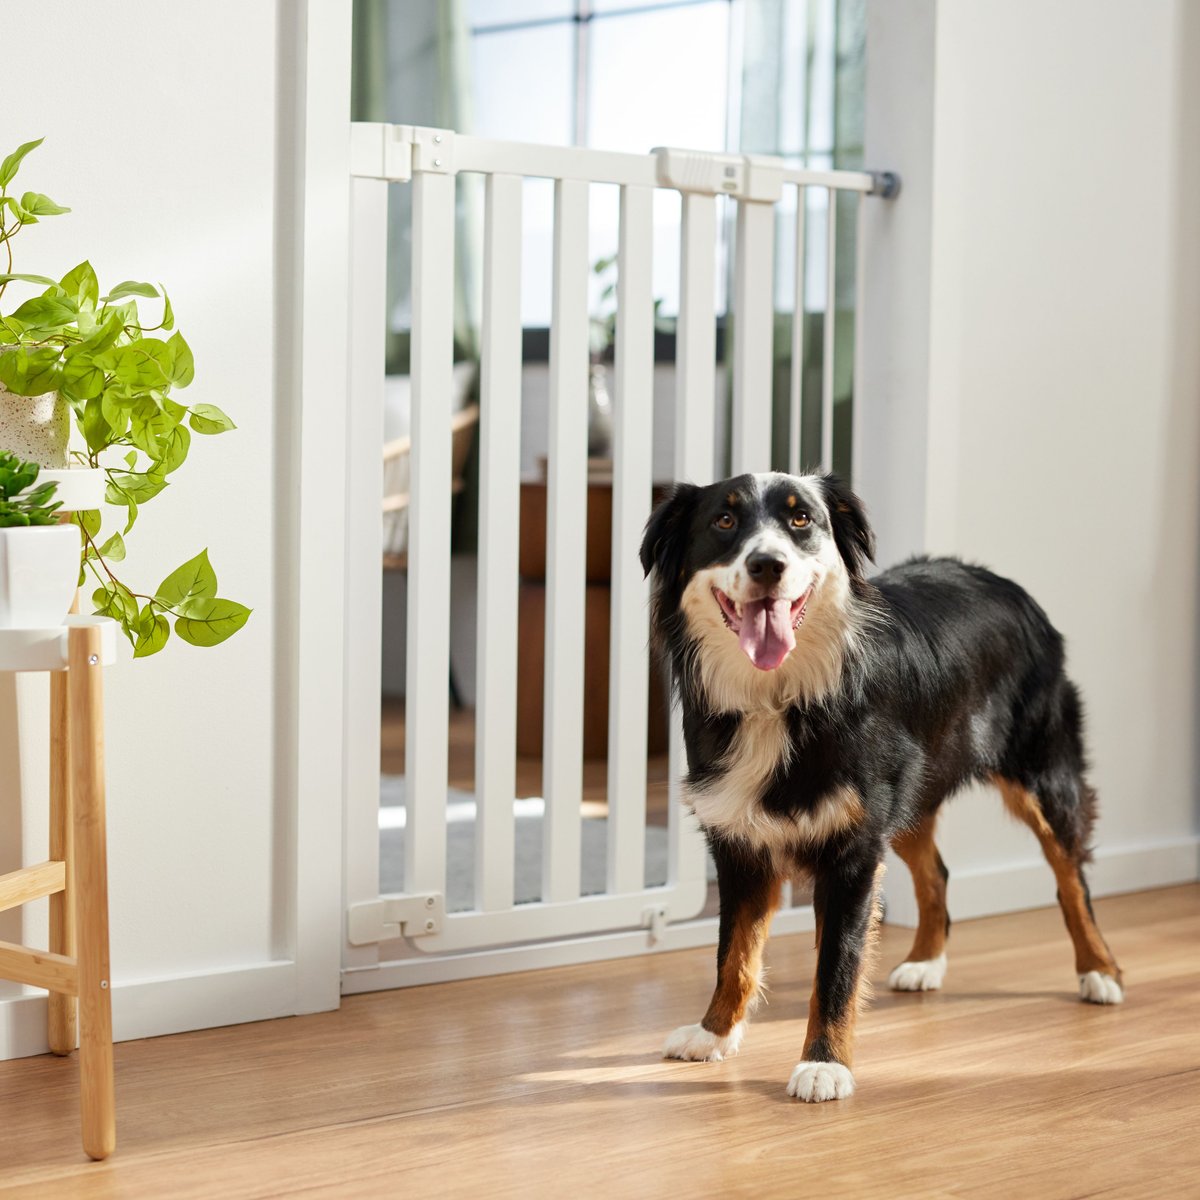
342, 123, 898, 991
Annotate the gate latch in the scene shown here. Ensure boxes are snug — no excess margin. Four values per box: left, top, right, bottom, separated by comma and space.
348, 893, 445, 946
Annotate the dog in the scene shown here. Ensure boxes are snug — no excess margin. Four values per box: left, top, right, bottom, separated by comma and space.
640, 471, 1123, 1103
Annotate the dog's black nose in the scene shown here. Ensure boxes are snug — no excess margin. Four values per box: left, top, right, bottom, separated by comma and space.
746, 552, 786, 580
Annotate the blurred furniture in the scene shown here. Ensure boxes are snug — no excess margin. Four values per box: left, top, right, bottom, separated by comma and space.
0, 615, 119, 1161
381, 402, 479, 572
517, 468, 669, 760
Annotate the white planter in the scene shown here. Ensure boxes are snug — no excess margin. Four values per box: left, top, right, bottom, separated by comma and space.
0, 525, 81, 629
0, 382, 71, 467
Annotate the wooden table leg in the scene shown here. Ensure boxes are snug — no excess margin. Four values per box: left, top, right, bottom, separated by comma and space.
68, 625, 115, 1161
47, 667, 77, 1056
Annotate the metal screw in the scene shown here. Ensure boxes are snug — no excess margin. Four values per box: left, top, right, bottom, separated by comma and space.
424, 919, 435, 932
100, 980, 109, 989
433, 158, 443, 168
88, 654, 98, 665
433, 134, 443, 144
424, 896, 435, 908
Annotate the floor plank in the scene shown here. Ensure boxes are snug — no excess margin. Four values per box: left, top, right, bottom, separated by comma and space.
1, 885, 1197, 1198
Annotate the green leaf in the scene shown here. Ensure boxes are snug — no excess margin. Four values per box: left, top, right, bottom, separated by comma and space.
159, 286, 174, 332
2, 195, 35, 226
100, 388, 131, 438
155, 548, 217, 614
0, 138, 43, 189
74, 508, 102, 538
82, 395, 112, 452
105, 469, 167, 506
102, 280, 158, 301
173, 598, 251, 647
92, 581, 138, 624
124, 450, 138, 469
97, 531, 126, 562
98, 341, 170, 390
59, 260, 99, 307
133, 606, 170, 658
157, 424, 190, 475
60, 347, 105, 401
9, 293, 77, 332
165, 331, 194, 387
0, 272, 57, 287
188, 404, 235, 435
0, 345, 63, 395
19, 191, 70, 217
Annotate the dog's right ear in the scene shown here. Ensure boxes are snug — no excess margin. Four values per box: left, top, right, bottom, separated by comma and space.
640, 483, 698, 580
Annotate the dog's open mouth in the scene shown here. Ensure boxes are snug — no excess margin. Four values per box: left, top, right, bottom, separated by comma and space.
713, 586, 813, 671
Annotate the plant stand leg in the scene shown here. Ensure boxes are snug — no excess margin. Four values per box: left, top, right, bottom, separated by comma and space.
47, 666, 76, 1055
69, 625, 115, 1161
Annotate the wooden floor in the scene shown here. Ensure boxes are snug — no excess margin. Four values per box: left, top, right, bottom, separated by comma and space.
1, 885, 1197, 1198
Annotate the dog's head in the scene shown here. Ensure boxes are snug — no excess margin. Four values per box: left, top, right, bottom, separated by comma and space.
641, 472, 874, 672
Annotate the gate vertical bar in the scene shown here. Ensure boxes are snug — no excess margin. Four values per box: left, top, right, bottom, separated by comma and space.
850, 194, 867, 488
405, 168, 456, 899
788, 185, 807, 474
344, 174, 389, 958
606, 184, 654, 896
820, 188, 838, 471
731, 199, 776, 474
474, 174, 523, 912
543, 177, 590, 905
668, 191, 718, 889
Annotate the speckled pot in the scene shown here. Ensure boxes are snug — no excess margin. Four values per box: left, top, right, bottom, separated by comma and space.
0, 382, 71, 467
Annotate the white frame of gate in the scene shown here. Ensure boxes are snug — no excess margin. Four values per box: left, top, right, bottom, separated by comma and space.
342, 123, 898, 990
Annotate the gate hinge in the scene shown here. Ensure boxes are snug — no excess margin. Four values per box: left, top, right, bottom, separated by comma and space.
348, 892, 445, 945
643, 904, 669, 945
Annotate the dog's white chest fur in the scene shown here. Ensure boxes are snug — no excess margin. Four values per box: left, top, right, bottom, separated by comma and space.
684, 709, 862, 857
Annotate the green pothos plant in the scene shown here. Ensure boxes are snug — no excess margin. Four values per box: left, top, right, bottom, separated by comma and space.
0, 137, 249, 655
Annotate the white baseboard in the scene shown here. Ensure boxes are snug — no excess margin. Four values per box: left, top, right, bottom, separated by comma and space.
883, 835, 1200, 928
342, 905, 817, 994
0, 961, 297, 1062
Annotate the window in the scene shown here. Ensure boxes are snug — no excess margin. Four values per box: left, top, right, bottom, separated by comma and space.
354, 0, 864, 340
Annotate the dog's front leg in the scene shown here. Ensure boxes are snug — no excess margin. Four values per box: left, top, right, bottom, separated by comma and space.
787, 856, 885, 1102
663, 840, 780, 1062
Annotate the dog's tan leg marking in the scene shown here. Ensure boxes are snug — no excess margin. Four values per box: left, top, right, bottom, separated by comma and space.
701, 875, 782, 1038
887, 816, 950, 991
994, 777, 1123, 998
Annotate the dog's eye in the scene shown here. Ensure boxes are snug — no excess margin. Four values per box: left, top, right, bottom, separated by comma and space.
714, 512, 736, 531
791, 512, 811, 529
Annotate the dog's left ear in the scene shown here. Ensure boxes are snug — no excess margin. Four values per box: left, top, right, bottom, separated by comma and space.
640, 482, 698, 580
819, 473, 875, 580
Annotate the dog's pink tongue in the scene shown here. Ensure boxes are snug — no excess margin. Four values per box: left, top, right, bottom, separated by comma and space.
738, 598, 796, 670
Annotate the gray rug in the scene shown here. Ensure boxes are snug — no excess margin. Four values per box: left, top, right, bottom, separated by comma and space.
380, 776, 678, 912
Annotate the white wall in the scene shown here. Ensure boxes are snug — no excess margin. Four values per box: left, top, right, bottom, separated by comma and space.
862, 0, 1200, 924
1, 1, 349, 1058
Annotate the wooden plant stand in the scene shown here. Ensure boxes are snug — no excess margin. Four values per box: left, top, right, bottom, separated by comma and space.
0, 615, 118, 1160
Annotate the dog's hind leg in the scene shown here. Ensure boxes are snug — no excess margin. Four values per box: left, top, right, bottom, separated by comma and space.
993, 775, 1124, 1004
663, 844, 781, 1062
887, 814, 950, 992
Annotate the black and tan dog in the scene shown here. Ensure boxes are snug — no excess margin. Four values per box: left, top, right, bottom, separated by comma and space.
641, 471, 1122, 1102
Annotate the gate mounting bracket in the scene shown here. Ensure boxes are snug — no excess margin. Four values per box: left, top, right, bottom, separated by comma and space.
348, 892, 446, 946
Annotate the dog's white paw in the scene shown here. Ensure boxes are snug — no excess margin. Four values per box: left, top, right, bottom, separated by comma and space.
888, 952, 948, 992
662, 1022, 744, 1062
1079, 971, 1123, 1005
786, 1060, 855, 1103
